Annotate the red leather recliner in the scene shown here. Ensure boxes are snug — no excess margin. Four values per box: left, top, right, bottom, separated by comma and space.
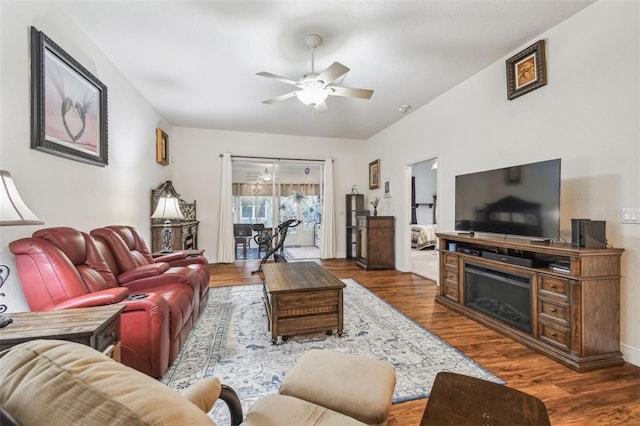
90, 225, 209, 318
9, 227, 196, 378
9, 228, 172, 377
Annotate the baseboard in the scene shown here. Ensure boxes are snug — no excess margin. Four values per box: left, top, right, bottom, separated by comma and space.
621, 342, 640, 367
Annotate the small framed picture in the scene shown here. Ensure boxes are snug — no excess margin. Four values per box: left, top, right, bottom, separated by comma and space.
384, 177, 391, 198
156, 128, 169, 165
505, 166, 522, 184
506, 39, 547, 100
369, 159, 380, 189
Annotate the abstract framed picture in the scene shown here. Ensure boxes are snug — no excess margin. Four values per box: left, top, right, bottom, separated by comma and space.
506, 39, 547, 100
156, 128, 169, 165
383, 177, 391, 198
369, 159, 380, 190
30, 27, 108, 166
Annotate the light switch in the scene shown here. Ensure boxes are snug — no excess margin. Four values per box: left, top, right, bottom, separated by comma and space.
621, 208, 640, 224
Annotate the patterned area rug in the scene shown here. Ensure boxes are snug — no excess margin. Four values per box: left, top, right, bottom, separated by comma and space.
162, 279, 503, 424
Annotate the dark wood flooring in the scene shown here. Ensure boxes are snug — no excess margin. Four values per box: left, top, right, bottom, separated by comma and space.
209, 259, 640, 425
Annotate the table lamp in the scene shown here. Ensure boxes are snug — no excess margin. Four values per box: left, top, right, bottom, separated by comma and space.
151, 188, 185, 253
0, 170, 44, 315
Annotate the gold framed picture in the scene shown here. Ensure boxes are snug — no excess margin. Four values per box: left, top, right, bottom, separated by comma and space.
506, 39, 547, 100
156, 128, 169, 166
369, 159, 380, 189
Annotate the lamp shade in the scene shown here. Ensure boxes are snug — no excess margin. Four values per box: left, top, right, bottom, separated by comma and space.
0, 170, 43, 226
151, 196, 185, 220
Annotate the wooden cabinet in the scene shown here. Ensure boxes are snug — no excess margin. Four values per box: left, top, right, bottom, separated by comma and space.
435, 232, 624, 371
346, 194, 365, 258
355, 216, 395, 270
151, 181, 199, 252
151, 221, 198, 252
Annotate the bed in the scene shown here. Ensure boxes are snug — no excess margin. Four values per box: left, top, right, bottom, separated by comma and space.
411, 224, 437, 250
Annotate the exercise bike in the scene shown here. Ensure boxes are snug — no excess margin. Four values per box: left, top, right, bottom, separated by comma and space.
252, 219, 301, 273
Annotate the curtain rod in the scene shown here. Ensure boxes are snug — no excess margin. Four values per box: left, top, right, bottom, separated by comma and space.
219, 154, 332, 163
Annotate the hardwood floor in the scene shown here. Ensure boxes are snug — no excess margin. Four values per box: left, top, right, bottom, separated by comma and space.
210, 259, 640, 425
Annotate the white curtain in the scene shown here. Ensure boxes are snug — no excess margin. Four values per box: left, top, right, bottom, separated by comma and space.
320, 158, 336, 259
217, 153, 235, 263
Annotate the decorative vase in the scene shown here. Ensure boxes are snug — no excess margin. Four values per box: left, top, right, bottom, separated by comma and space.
373, 208, 378, 216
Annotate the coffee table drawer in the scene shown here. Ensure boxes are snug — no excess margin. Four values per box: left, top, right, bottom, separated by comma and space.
276, 290, 339, 309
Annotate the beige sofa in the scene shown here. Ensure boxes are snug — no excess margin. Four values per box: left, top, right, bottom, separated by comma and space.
0, 340, 396, 426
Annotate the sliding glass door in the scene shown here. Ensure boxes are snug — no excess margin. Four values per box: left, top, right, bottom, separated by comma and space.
231, 159, 323, 260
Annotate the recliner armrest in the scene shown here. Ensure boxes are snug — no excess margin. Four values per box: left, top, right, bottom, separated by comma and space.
153, 252, 187, 263
117, 263, 170, 284
50, 288, 129, 310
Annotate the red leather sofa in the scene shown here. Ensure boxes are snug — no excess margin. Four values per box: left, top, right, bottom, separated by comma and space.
9, 227, 203, 378
90, 225, 209, 319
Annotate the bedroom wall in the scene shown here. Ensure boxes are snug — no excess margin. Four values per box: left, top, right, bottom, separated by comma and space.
170, 127, 367, 263
0, 2, 170, 312
367, 1, 640, 365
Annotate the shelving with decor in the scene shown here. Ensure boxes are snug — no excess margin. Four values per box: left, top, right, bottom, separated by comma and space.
345, 194, 365, 259
435, 232, 624, 371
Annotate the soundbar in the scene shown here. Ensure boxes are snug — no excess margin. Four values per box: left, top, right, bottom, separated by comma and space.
481, 251, 533, 268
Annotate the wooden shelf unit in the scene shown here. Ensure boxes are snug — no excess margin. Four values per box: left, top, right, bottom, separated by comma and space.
346, 194, 365, 259
436, 232, 624, 371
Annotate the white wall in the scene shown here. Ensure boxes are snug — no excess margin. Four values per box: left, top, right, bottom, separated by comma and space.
368, 1, 640, 364
170, 127, 367, 262
0, 2, 171, 312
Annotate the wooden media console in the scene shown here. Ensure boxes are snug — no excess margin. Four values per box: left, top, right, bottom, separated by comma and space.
436, 232, 624, 371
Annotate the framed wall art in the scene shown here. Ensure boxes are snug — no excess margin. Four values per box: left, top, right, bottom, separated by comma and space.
156, 128, 169, 165
383, 177, 391, 197
369, 159, 380, 189
30, 27, 108, 166
506, 39, 547, 100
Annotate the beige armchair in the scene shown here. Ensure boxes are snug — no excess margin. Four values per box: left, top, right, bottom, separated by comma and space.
0, 340, 395, 426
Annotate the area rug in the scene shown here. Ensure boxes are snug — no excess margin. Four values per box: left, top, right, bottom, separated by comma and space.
162, 279, 503, 424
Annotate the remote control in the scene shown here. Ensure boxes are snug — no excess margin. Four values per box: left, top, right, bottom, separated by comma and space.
0, 315, 13, 328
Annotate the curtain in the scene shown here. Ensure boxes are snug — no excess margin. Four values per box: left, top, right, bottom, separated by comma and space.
217, 153, 235, 263
320, 158, 336, 259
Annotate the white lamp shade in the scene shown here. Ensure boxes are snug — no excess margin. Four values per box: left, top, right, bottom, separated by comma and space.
0, 170, 43, 226
151, 196, 185, 220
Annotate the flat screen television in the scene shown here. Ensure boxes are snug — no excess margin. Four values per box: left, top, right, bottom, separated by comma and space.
455, 159, 561, 240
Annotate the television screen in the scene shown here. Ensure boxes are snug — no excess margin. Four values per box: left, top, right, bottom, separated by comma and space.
455, 159, 561, 240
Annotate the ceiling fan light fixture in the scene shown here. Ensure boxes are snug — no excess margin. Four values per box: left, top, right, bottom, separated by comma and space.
297, 87, 329, 106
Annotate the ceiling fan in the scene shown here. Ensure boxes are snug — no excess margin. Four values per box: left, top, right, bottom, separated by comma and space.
257, 34, 374, 113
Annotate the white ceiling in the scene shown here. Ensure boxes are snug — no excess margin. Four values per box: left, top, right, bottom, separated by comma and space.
59, 1, 593, 140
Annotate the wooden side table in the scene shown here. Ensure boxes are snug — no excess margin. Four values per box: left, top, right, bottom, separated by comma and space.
0, 305, 125, 361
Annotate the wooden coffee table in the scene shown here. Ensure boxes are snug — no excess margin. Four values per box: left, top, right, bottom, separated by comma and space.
261, 262, 346, 344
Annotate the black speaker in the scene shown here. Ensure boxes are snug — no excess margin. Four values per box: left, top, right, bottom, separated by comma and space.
571, 219, 606, 248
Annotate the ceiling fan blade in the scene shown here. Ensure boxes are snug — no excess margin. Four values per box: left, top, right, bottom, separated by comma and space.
256, 71, 299, 86
327, 86, 374, 99
262, 91, 299, 104
314, 101, 328, 113
316, 62, 350, 86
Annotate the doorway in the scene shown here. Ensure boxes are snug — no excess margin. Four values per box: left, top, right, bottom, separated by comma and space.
409, 157, 438, 281
231, 160, 323, 260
